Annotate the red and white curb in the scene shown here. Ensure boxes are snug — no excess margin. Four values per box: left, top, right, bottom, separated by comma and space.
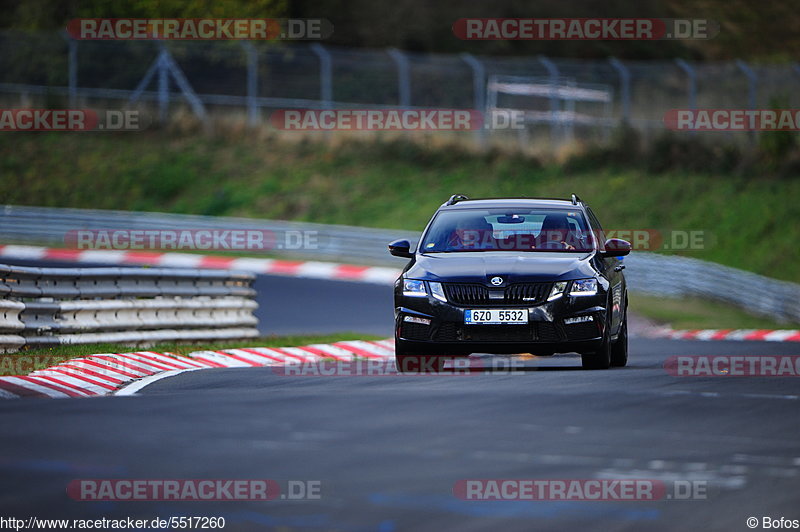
0, 339, 395, 400
640, 327, 800, 342
0, 245, 401, 285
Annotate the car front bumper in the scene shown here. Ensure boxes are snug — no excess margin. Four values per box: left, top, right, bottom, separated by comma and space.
394, 290, 608, 355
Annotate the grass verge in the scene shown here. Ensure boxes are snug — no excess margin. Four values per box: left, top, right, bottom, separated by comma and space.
630, 293, 800, 330
1, 132, 799, 282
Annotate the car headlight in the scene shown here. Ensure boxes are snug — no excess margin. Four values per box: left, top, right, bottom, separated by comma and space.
403, 279, 427, 297
570, 278, 598, 296
429, 281, 447, 302
547, 281, 568, 301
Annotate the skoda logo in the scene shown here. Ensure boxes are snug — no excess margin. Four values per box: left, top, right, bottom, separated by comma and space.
490, 276, 503, 286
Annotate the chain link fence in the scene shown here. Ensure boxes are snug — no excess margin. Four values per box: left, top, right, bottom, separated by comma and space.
3, 31, 800, 147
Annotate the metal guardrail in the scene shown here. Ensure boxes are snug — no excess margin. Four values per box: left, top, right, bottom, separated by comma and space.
0, 204, 418, 266
2, 205, 800, 324
623, 253, 800, 323
0, 263, 259, 353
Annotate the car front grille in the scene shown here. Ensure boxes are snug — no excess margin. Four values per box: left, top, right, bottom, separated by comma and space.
462, 325, 535, 342
443, 282, 551, 306
432, 322, 562, 342
401, 315, 566, 343
505, 283, 551, 305
443, 283, 490, 305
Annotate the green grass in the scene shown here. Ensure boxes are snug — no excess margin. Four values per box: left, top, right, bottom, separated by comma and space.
630, 293, 800, 330
0, 333, 384, 375
1, 131, 799, 282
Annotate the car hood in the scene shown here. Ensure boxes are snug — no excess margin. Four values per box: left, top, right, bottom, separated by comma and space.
405, 252, 597, 284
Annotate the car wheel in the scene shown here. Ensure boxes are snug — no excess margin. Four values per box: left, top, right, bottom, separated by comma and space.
610, 318, 628, 367
581, 320, 611, 370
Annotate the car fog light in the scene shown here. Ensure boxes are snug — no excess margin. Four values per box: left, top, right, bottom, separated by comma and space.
564, 315, 593, 325
404, 316, 431, 325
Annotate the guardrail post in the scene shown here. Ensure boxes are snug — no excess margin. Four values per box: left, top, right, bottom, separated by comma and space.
736, 59, 758, 141
608, 57, 630, 125
460, 53, 487, 149
387, 48, 411, 108
242, 42, 259, 127
537, 55, 561, 146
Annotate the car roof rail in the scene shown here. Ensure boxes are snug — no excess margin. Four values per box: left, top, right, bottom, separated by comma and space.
445, 194, 470, 206
571, 194, 582, 205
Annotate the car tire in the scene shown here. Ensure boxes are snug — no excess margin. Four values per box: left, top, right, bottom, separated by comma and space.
581, 320, 611, 370
610, 318, 628, 367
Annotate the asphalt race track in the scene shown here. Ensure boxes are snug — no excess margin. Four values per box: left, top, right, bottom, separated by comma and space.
1, 260, 799, 531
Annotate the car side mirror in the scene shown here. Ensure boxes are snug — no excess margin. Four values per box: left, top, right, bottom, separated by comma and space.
602, 238, 631, 258
388, 239, 414, 258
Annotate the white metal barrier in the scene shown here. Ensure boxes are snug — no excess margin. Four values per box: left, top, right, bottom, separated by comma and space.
0, 264, 259, 353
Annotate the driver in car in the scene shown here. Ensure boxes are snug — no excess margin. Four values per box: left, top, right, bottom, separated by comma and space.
446, 220, 474, 250
534, 213, 578, 250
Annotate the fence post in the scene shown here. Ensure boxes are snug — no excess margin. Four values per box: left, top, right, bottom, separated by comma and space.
537, 55, 560, 146
157, 46, 169, 123
129, 46, 207, 125
310, 43, 332, 109
736, 59, 758, 141
675, 58, 697, 136
161, 51, 207, 123
608, 57, 630, 125
59, 31, 78, 108
387, 48, 411, 109
242, 42, 259, 126
675, 59, 697, 110
461, 53, 487, 148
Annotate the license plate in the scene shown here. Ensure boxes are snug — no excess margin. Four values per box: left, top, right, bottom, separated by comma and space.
465, 309, 528, 325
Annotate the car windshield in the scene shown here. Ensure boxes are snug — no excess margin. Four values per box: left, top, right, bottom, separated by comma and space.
420, 208, 595, 253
